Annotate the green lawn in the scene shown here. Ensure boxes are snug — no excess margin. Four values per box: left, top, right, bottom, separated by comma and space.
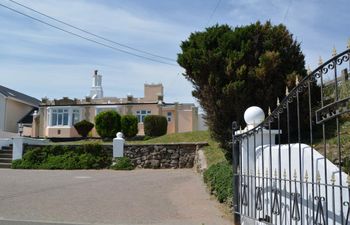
127, 131, 227, 166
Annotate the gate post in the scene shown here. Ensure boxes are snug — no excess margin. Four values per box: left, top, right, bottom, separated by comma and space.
232, 121, 241, 225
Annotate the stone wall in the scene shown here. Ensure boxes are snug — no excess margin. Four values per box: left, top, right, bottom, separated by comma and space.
124, 143, 207, 169
24, 142, 208, 169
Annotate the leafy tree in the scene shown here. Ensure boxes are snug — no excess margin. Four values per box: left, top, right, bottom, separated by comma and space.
177, 21, 308, 160
121, 115, 138, 138
74, 120, 94, 138
95, 110, 121, 139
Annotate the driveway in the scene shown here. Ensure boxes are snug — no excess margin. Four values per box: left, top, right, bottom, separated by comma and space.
0, 169, 233, 225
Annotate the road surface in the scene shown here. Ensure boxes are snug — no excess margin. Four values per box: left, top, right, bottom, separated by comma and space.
0, 169, 233, 225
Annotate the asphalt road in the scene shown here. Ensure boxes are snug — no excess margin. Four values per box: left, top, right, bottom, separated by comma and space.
0, 169, 232, 225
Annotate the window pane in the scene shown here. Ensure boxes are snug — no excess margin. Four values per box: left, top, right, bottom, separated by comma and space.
141, 110, 146, 114
147, 111, 151, 114
137, 115, 141, 123
63, 113, 69, 125
52, 113, 57, 126
57, 114, 63, 125
167, 112, 172, 116
58, 109, 63, 113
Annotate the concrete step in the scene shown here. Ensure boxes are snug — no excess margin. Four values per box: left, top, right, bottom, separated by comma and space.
0, 150, 13, 154
0, 158, 12, 163
0, 154, 12, 159
0, 163, 11, 168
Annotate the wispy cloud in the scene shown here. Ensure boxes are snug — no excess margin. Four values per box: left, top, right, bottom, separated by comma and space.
0, 0, 348, 106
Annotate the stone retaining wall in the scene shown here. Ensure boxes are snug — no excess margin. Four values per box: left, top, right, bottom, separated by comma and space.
124, 143, 207, 169
24, 142, 208, 169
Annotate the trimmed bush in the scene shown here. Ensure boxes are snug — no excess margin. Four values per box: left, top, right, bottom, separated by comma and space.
110, 157, 134, 170
203, 162, 233, 203
74, 120, 94, 138
95, 110, 121, 139
143, 115, 167, 137
121, 115, 138, 138
12, 144, 111, 170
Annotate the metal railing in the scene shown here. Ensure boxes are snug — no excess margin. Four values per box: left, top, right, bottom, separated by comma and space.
232, 45, 350, 225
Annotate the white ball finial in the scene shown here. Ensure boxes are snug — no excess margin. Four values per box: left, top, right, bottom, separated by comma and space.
244, 106, 265, 129
116, 132, 123, 139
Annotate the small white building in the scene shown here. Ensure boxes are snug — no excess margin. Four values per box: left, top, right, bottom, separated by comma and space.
0, 85, 40, 137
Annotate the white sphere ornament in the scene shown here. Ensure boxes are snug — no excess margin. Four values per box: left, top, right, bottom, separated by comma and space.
116, 132, 123, 139
244, 106, 265, 127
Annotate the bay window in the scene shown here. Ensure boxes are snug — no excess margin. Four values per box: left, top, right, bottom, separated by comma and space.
72, 109, 80, 125
48, 107, 81, 127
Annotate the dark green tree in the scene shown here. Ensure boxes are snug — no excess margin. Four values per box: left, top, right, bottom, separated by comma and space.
121, 115, 138, 138
74, 120, 94, 138
95, 110, 121, 139
177, 21, 308, 160
144, 115, 167, 137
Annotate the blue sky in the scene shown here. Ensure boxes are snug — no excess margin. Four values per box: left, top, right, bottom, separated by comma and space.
0, 0, 348, 105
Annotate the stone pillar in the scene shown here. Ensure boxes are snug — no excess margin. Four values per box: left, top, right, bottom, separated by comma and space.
113, 132, 125, 158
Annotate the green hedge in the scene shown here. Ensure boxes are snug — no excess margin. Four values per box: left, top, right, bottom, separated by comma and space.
110, 157, 134, 170
144, 115, 167, 137
203, 162, 233, 203
121, 115, 138, 138
12, 144, 111, 169
95, 110, 121, 139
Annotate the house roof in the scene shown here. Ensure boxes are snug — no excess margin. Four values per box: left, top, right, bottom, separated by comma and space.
18, 108, 37, 124
0, 85, 40, 106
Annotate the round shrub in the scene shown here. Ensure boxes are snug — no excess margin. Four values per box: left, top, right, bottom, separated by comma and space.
74, 120, 94, 138
95, 110, 121, 139
143, 115, 167, 137
121, 115, 138, 138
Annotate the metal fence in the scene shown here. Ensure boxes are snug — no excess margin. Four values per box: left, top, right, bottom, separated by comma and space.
232, 45, 350, 225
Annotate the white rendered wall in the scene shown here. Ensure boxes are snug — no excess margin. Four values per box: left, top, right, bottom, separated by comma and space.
240, 135, 349, 225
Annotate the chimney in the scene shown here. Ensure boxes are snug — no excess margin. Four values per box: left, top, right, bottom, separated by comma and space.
94, 70, 98, 75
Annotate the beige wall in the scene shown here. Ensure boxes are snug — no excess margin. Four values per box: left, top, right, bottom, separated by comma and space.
144, 84, 163, 102
46, 127, 79, 138
5, 98, 33, 133
37, 102, 198, 138
22, 126, 32, 137
177, 110, 193, 133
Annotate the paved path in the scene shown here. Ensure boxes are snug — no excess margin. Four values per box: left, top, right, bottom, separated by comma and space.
0, 169, 233, 225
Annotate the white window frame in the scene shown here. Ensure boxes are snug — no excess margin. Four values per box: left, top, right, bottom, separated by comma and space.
47, 106, 82, 128
136, 110, 151, 123
72, 109, 81, 126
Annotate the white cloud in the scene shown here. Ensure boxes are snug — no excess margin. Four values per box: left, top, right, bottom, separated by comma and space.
0, 0, 348, 111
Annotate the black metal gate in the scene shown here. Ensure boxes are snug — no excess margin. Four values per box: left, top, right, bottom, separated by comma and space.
232, 46, 350, 225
